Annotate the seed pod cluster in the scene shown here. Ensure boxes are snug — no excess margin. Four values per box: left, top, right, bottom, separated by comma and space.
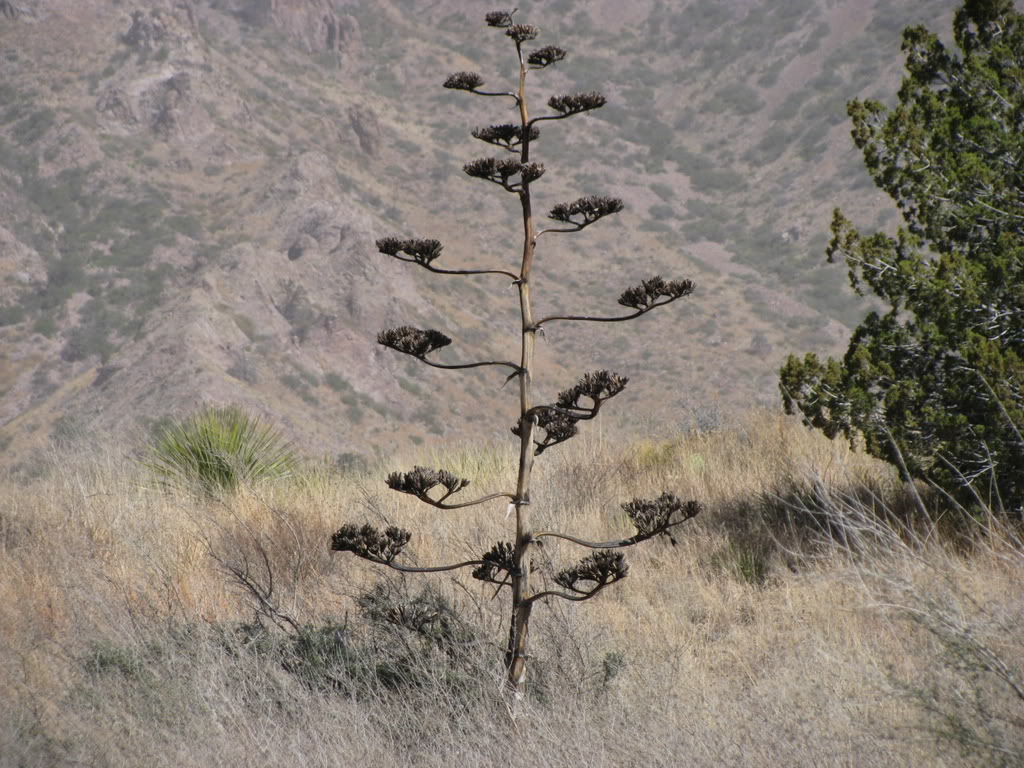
527, 45, 567, 67
377, 326, 452, 357
618, 276, 695, 311
622, 493, 702, 544
443, 71, 485, 91
330, 524, 411, 564
386, 466, 471, 498
554, 550, 628, 593
472, 541, 515, 583
549, 195, 623, 226
376, 237, 443, 266
556, 370, 629, 411
548, 91, 606, 115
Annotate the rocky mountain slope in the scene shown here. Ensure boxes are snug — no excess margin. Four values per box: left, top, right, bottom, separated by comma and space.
0, 0, 952, 468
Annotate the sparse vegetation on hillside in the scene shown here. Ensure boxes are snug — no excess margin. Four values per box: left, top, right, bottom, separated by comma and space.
2, 413, 1022, 766
0, 0, 957, 465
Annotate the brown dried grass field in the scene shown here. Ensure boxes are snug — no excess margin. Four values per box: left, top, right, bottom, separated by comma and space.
1, 410, 1021, 767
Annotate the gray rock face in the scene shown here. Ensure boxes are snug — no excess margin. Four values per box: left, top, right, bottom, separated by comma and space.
348, 105, 380, 157
216, 0, 359, 54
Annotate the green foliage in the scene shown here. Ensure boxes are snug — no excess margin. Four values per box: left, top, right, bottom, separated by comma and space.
781, 0, 1024, 516
323, 372, 349, 392
146, 406, 298, 494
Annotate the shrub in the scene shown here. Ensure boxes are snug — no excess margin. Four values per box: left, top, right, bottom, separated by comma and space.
146, 406, 298, 494
781, 0, 1024, 516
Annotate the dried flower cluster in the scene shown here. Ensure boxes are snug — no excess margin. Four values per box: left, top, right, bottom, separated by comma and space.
547, 91, 607, 115
330, 524, 411, 565
485, 10, 514, 27
556, 369, 629, 411
511, 408, 579, 454
549, 195, 624, 227
472, 542, 515, 584
376, 237, 444, 266
506, 23, 539, 42
464, 157, 545, 186
527, 45, 567, 68
512, 370, 628, 455
623, 493, 702, 545
377, 326, 452, 358
386, 466, 471, 499
618, 276, 695, 311
444, 71, 485, 91
472, 123, 540, 150
554, 550, 628, 593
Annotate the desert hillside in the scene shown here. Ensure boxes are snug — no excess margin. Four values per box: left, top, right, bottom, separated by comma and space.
0, 0, 952, 469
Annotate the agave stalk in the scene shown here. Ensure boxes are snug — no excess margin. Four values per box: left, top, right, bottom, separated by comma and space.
331, 9, 700, 695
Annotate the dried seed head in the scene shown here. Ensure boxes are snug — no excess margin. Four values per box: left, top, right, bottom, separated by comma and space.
472, 541, 515, 583
554, 550, 628, 592
506, 23, 539, 42
548, 91, 606, 115
512, 410, 580, 454
463, 157, 499, 179
622, 492, 701, 543
375, 237, 443, 266
386, 466, 470, 498
548, 195, 623, 225
330, 523, 411, 564
471, 123, 539, 149
375, 236, 405, 256
556, 370, 629, 410
527, 45, 567, 67
536, 410, 579, 446
463, 157, 536, 184
377, 326, 452, 357
520, 162, 545, 183
444, 71, 485, 91
618, 276, 695, 310
485, 10, 514, 27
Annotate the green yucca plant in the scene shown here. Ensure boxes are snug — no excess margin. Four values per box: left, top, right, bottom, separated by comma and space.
146, 405, 298, 494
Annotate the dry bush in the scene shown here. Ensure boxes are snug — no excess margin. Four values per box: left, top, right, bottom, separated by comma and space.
0, 410, 1019, 766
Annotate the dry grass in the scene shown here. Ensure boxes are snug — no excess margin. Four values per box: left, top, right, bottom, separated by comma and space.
1, 409, 1020, 767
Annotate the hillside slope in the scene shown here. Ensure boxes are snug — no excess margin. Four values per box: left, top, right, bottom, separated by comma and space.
0, 0, 951, 466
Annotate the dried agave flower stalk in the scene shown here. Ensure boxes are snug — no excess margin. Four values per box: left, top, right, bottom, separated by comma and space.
331, 8, 699, 696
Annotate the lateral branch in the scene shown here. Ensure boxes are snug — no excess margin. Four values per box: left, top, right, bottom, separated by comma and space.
533, 276, 695, 328
534, 493, 702, 548
377, 237, 518, 280
330, 523, 492, 574
526, 550, 627, 604
443, 71, 519, 103
378, 326, 523, 374
386, 466, 514, 510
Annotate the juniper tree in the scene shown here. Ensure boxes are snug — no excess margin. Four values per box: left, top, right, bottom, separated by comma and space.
331, 10, 699, 694
781, 0, 1024, 517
